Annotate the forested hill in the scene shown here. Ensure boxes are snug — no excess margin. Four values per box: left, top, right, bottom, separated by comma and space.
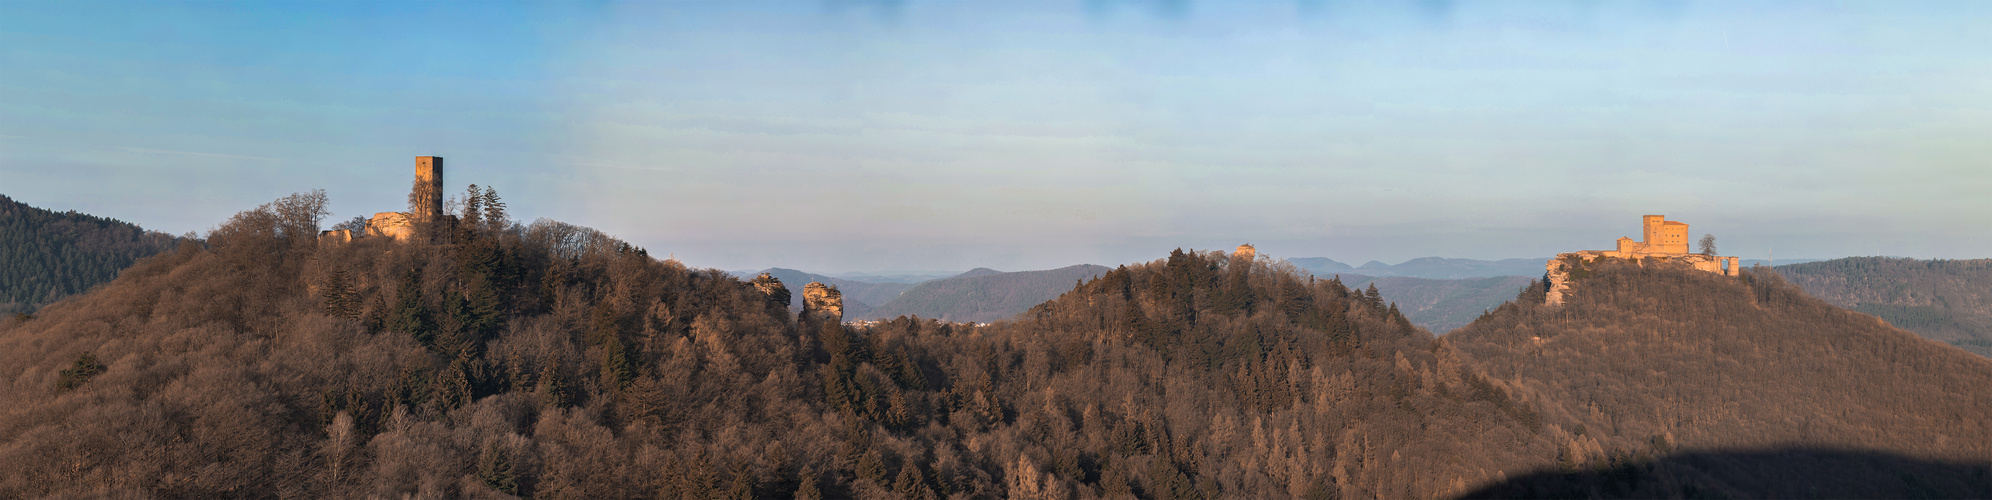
0, 191, 1578, 498
0, 194, 178, 314
1776, 257, 1992, 357
1449, 260, 1992, 498
8, 190, 1988, 498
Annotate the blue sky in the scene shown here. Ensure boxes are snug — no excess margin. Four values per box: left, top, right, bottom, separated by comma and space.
2, 1, 1988, 273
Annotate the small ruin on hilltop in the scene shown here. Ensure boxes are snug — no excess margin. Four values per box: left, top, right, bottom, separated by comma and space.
318, 156, 446, 243
1546, 215, 1741, 306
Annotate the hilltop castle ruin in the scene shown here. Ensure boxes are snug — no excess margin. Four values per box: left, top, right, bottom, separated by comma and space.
1545, 215, 1741, 306
318, 156, 446, 243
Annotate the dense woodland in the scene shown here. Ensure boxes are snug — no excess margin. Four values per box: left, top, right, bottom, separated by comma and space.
1776, 257, 1992, 357
0, 194, 179, 314
3, 190, 1991, 498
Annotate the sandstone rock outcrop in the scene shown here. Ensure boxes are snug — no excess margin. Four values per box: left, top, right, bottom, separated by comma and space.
802, 281, 844, 324
367, 211, 415, 241
751, 273, 791, 311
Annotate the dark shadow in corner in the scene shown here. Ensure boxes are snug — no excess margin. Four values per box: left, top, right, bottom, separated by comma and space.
1456, 448, 1992, 499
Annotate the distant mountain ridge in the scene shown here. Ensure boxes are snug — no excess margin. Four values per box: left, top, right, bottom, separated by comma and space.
1334, 274, 1538, 334
1777, 257, 1992, 357
863, 264, 1111, 323
825, 271, 959, 284
1290, 256, 1549, 279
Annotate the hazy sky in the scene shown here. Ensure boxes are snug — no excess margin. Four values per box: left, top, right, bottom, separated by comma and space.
3, 1, 1988, 273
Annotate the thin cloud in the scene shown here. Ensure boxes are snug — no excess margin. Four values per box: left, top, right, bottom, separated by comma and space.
572, 161, 678, 172
0, 134, 25, 139
116, 146, 285, 162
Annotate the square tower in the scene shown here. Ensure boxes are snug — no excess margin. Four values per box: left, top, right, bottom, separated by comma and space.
1641, 215, 1665, 248
413, 156, 444, 220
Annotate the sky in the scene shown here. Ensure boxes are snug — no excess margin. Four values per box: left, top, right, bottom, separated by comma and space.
2, 1, 1988, 274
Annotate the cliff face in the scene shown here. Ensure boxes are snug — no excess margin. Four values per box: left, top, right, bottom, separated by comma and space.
802, 281, 843, 324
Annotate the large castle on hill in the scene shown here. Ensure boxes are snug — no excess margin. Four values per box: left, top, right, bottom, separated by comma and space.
1545, 215, 1741, 306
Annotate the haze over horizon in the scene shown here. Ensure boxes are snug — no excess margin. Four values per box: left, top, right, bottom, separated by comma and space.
4, 1, 1988, 273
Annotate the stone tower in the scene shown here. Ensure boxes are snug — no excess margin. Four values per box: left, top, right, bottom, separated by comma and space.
413, 156, 444, 221
1234, 243, 1256, 261
802, 281, 844, 324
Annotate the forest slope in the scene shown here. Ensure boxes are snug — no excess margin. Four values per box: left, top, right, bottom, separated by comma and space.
0, 194, 178, 314
1448, 260, 1992, 497
1777, 257, 1992, 357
